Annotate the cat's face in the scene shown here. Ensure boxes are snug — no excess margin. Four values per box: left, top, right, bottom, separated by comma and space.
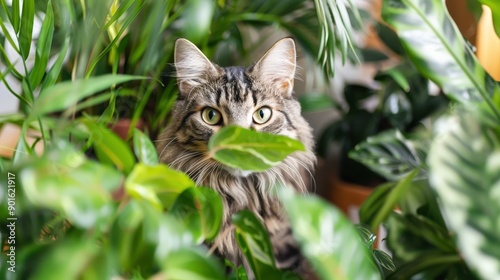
159, 38, 313, 178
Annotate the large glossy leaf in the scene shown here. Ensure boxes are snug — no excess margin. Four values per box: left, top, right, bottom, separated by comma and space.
382, 0, 500, 126
280, 189, 379, 280
20, 141, 121, 229
428, 114, 500, 280
83, 120, 135, 174
232, 210, 285, 279
31, 75, 146, 117
170, 187, 223, 243
208, 125, 305, 172
125, 164, 195, 210
350, 130, 426, 180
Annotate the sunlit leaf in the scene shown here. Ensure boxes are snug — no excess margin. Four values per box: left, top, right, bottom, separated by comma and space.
170, 187, 223, 243
125, 164, 195, 210
20, 141, 121, 229
280, 189, 379, 280
133, 129, 158, 165
428, 114, 500, 280
479, 0, 500, 38
161, 247, 226, 280
208, 125, 305, 172
31, 74, 147, 117
83, 120, 135, 174
30, 239, 114, 280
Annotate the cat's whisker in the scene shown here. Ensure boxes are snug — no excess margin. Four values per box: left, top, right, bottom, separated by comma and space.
295, 158, 317, 193
158, 136, 179, 159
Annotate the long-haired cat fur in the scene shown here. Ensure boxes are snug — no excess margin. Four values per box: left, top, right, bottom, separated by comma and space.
156, 38, 316, 276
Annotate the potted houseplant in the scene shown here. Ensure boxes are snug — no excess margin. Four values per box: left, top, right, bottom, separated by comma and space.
0, 0, 396, 279
350, 0, 500, 278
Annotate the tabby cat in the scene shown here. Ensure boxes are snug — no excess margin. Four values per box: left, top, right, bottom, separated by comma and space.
157, 38, 316, 276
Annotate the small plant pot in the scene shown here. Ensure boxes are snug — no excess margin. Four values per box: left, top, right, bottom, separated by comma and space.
110, 118, 145, 140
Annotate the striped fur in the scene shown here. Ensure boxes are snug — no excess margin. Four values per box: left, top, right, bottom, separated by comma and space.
157, 38, 316, 276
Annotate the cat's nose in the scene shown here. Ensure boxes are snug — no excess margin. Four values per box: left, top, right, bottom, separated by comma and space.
227, 118, 251, 128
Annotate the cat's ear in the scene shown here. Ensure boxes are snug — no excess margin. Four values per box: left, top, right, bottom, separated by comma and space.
252, 38, 296, 97
174, 38, 218, 94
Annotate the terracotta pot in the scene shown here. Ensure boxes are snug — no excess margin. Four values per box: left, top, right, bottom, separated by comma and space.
110, 118, 145, 140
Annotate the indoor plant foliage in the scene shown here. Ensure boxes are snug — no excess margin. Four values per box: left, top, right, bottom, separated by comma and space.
0, 0, 389, 279
351, 0, 500, 279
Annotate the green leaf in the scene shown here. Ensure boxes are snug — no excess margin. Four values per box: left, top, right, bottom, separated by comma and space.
30, 239, 114, 280
31, 74, 147, 117
479, 0, 500, 38
299, 92, 336, 112
382, 0, 500, 126
359, 182, 395, 234
373, 249, 396, 272
232, 210, 284, 279
125, 164, 195, 210
29, 0, 54, 90
11, 0, 20, 33
180, 0, 215, 44
170, 187, 223, 243
133, 129, 158, 165
428, 114, 500, 280
19, 0, 34, 60
20, 141, 121, 229
40, 37, 70, 91
82, 120, 135, 174
386, 251, 462, 280
161, 247, 226, 280
279, 189, 379, 280
208, 125, 305, 172
350, 130, 426, 180
355, 224, 377, 248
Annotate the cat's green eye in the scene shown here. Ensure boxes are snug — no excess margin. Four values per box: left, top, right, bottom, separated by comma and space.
253, 107, 272, 124
201, 107, 222, 125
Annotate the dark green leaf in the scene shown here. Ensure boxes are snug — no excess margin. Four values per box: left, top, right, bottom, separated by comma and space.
232, 210, 284, 279
373, 249, 396, 272
208, 125, 305, 172
428, 114, 500, 279
350, 130, 425, 180
19, 0, 34, 60
11, 0, 20, 33
386, 251, 462, 280
382, 0, 500, 126
32, 74, 147, 117
83, 120, 135, 174
170, 187, 223, 243
280, 189, 379, 280
125, 164, 195, 210
133, 129, 158, 165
